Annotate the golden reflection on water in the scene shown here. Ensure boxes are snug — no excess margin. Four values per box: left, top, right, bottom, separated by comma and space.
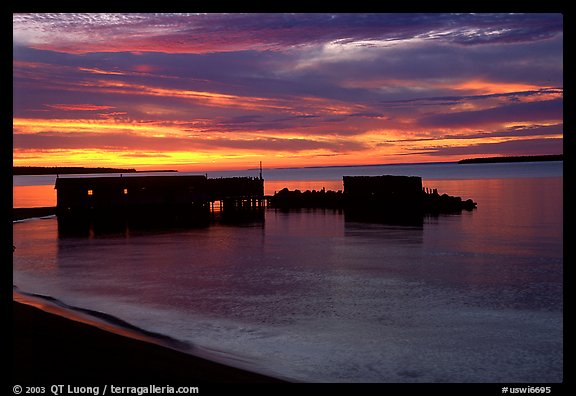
13, 185, 56, 208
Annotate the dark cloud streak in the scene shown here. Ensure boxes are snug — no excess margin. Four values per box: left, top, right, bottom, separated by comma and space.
417, 137, 563, 157
419, 99, 563, 128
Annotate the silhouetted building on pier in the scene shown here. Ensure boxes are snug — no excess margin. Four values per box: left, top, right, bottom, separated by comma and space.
55, 175, 264, 231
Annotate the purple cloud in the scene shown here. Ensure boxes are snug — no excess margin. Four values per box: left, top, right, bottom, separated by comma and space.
13, 13, 563, 54
419, 99, 563, 128
417, 137, 563, 157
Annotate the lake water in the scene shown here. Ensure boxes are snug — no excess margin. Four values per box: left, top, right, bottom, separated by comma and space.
12, 161, 563, 382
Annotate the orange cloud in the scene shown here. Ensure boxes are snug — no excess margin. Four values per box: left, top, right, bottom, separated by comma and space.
344, 76, 548, 96
46, 104, 115, 111
451, 79, 543, 95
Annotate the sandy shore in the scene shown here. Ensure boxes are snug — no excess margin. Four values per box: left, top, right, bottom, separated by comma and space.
13, 301, 286, 383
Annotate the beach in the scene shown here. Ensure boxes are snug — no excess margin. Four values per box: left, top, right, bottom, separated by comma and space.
13, 301, 285, 384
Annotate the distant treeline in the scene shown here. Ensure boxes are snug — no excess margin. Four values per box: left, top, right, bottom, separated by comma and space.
458, 154, 563, 164
13, 166, 137, 175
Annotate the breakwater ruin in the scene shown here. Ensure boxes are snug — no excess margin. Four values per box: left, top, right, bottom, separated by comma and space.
269, 175, 476, 224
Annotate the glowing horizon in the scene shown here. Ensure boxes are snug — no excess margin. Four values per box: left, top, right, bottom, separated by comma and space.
13, 13, 563, 171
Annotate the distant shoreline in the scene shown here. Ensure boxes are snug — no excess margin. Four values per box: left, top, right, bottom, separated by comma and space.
14, 155, 562, 176
458, 154, 563, 164
13, 166, 137, 175
13, 166, 178, 175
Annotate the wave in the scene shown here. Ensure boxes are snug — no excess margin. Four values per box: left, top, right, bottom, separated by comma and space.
13, 215, 56, 224
13, 286, 192, 353
12, 286, 286, 380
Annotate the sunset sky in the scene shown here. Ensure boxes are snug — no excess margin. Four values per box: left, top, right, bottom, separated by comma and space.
13, 13, 563, 171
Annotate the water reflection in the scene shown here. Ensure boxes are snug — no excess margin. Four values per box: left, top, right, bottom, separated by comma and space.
425, 177, 563, 257
12, 175, 563, 382
13, 219, 59, 275
55, 206, 266, 238
13, 185, 56, 208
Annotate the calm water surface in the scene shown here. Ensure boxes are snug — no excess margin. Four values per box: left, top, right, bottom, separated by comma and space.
12, 163, 563, 382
